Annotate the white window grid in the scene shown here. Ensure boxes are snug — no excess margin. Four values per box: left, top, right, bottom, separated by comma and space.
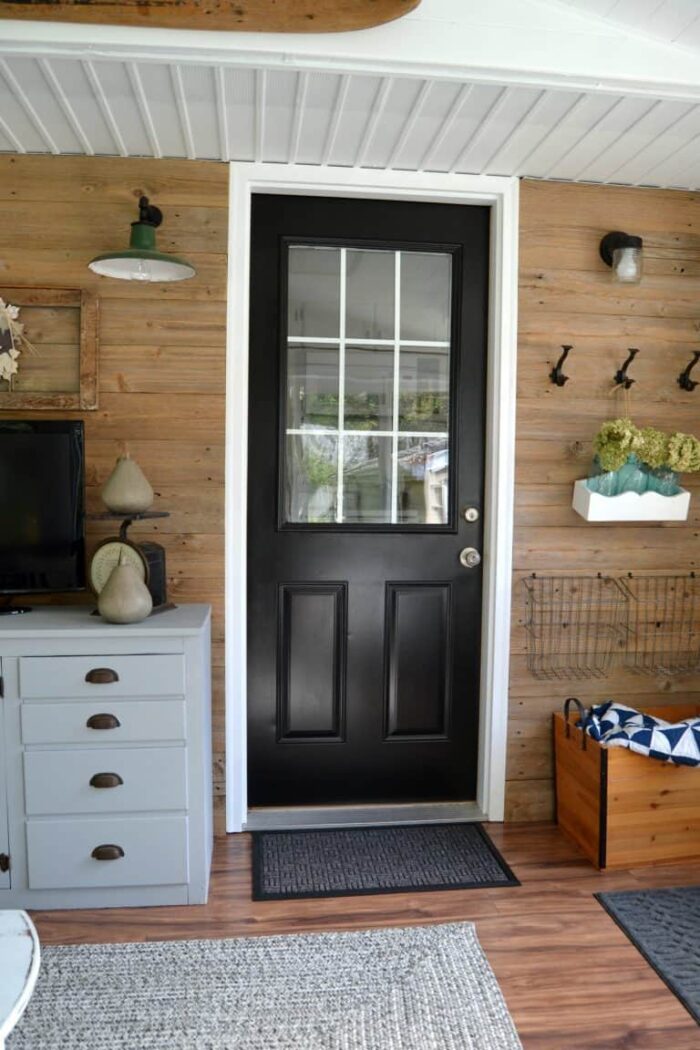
286, 246, 451, 524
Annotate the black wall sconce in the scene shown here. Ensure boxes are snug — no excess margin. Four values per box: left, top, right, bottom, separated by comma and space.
613, 347, 639, 389
678, 351, 700, 392
600, 231, 643, 284
549, 344, 572, 386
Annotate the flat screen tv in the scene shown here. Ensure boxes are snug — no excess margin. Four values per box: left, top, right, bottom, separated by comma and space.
0, 420, 86, 600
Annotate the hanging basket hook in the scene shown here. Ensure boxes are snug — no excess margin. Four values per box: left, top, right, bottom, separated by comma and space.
613, 348, 639, 389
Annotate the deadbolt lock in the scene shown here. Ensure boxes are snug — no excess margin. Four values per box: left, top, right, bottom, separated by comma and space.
459, 547, 482, 569
463, 507, 480, 523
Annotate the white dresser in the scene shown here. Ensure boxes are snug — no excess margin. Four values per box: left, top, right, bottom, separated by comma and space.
0, 605, 212, 910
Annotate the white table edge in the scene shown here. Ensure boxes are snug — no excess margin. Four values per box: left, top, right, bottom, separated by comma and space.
0, 911, 41, 1048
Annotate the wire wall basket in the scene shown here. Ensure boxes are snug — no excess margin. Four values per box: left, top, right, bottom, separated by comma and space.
623, 574, 700, 676
522, 575, 630, 681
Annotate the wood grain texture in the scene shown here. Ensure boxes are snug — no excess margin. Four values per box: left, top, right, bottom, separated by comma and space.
29, 822, 700, 1049
0, 154, 227, 814
508, 180, 700, 821
0, 0, 421, 32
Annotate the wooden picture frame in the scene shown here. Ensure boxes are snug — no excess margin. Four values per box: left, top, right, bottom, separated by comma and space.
0, 287, 98, 411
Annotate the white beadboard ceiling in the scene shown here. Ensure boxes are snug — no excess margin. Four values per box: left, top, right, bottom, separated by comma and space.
556, 2, 700, 52
3, 0, 700, 188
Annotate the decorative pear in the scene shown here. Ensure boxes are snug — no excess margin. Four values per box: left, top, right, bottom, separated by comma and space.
101, 453, 154, 514
98, 553, 153, 624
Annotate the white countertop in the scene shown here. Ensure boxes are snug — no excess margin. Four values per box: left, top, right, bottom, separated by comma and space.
0, 603, 211, 638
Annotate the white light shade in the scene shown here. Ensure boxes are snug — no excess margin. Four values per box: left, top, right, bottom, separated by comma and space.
88, 253, 196, 283
612, 246, 643, 284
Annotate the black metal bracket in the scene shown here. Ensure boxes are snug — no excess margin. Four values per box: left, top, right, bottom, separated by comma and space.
549, 344, 572, 387
563, 697, 588, 750
613, 347, 639, 389
678, 351, 700, 392
137, 195, 163, 229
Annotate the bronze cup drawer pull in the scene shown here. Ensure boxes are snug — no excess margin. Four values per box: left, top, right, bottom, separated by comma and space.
91, 844, 125, 861
85, 668, 120, 685
86, 713, 121, 730
89, 772, 124, 789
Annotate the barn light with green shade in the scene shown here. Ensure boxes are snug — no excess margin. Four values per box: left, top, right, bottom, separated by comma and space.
88, 196, 196, 283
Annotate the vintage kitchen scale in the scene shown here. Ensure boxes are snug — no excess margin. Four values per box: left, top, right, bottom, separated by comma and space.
87, 511, 174, 613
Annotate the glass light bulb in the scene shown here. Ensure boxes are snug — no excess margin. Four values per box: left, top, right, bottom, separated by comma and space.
612, 246, 642, 284
132, 259, 151, 282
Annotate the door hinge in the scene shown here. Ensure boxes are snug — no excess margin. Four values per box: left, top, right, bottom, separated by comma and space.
0, 854, 9, 873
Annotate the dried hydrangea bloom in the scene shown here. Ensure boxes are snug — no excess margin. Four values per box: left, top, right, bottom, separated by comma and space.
667, 432, 700, 473
638, 427, 669, 469
593, 417, 642, 472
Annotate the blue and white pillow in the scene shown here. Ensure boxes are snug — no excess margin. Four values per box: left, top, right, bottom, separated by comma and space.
584, 702, 700, 767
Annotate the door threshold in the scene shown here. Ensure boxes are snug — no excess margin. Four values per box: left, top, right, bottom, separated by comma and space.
244, 800, 486, 831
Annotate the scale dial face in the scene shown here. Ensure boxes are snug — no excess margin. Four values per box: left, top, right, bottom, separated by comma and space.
90, 540, 148, 594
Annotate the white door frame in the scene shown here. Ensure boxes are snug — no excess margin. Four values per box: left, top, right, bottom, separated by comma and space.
225, 162, 519, 833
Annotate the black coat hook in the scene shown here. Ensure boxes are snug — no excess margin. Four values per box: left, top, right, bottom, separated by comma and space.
678, 351, 700, 392
549, 345, 572, 387
613, 347, 639, 389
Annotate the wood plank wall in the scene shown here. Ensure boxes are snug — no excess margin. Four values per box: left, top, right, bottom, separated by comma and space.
508, 179, 700, 821
5, 158, 698, 830
0, 154, 228, 832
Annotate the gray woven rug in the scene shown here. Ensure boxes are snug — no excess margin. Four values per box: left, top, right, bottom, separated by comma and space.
596, 886, 700, 1025
9, 923, 522, 1050
252, 823, 518, 900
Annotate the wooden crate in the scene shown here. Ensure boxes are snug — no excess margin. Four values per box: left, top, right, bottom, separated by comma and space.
554, 705, 700, 869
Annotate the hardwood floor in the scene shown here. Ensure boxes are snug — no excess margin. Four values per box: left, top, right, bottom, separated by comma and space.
30, 822, 699, 1048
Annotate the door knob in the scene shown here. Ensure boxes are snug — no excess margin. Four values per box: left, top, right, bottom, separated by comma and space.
459, 547, 481, 569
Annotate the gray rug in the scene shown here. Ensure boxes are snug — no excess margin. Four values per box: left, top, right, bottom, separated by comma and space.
9, 923, 523, 1049
596, 886, 700, 1025
252, 822, 519, 900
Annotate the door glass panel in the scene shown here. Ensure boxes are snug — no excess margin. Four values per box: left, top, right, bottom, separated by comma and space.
285, 433, 338, 524
400, 252, 452, 342
288, 246, 341, 339
283, 245, 452, 526
397, 438, 449, 525
398, 347, 450, 432
286, 344, 339, 430
343, 435, 393, 524
346, 249, 395, 341
345, 346, 394, 431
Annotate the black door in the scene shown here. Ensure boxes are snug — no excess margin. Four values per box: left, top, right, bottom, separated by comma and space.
247, 194, 489, 807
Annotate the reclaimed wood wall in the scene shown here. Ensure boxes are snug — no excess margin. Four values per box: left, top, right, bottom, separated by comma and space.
0, 154, 228, 831
507, 179, 700, 821
6, 157, 698, 830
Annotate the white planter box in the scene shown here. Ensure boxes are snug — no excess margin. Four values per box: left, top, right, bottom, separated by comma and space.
572, 479, 691, 522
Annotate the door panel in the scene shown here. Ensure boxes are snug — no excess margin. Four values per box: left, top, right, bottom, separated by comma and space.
278, 583, 347, 741
248, 194, 489, 808
384, 583, 451, 740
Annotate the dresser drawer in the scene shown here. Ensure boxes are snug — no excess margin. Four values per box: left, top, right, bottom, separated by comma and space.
24, 747, 188, 816
26, 815, 189, 889
19, 654, 185, 699
21, 699, 186, 746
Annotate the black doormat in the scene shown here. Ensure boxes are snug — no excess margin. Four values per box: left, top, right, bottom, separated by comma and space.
596, 887, 700, 1025
251, 822, 519, 901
